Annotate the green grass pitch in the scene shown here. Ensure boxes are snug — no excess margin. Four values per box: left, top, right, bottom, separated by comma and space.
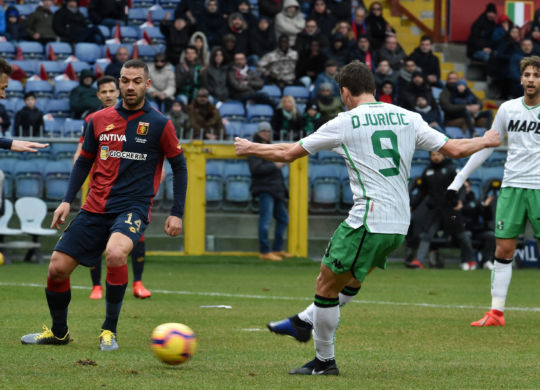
2, 256, 540, 389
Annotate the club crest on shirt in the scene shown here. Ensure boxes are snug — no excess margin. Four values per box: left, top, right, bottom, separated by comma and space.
137, 122, 149, 136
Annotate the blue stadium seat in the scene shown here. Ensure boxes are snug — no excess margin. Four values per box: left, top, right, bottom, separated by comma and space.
0, 157, 17, 199
445, 126, 466, 139
43, 160, 72, 202
297, 103, 305, 115
317, 150, 342, 164
480, 165, 504, 182
17, 41, 44, 60
0, 42, 16, 59
410, 162, 427, 179
45, 99, 71, 118
412, 149, 430, 163
50, 143, 78, 159
141, 27, 166, 45
206, 160, 224, 210
341, 178, 353, 210
63, 119, 86, 138
260, 84, 281, 104
283, 85, 310, 103
74, 43, 102, 64
486, 150, 506, 166
97, 25, 111, 39
106, 43, 133, 57
8, 97, 25, 116
43, 119, 65, 136
38, 61, 65, 79
5, 79, 24, 99
224, 121, 244, 138
132, 0, 157, 7
468, 178, 483, 199
222, 160, 251, 210
309, 163, 341, 212
241, 123, 259, 139
246, 104, 273, 123
159, 0, 181, 7
13, 159, 45, 198
10, 60, 37, 76
150, 8, 167, 22
14, 4, 37, 17
128, 8, 148, 26
35, 97, 49, 113
54, 80, 79, 98
120, 26, 140, 43
137, 45, 157, 62
431, 86, 443, 101
45, 42, 73, 60
66, 61, 92, 77
219, 102, 246, 122
25, 79, 53, 98
79, 6, 88, 18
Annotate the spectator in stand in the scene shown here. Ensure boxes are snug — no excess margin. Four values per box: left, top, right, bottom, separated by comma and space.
332, 21, 355, 48
347, 34, 376, 71
175, 45, 204, 105
274, 0, 305, 47
219, 0, 242, 18
399, 71, 436, 111
166, 100, 190, 139
351, 6, 368, 41
490, 25, 521, 99
180, 31, 210, 68
301, 101, 324, 135
160, 13, 190, 66
374, 58, 399, 91
324, 32, 350, 67
258, 0, 283, 19
225, 13, 250, 56
526, 9, 540, 54
460, 179, 496, 270
69, 69, 101, 119
272, 95, 303, 141
222, 34, 238, 65
377, 80, 395, 104
52, 0, 104, 44
377, 35, 407, 71
326, 0, 352, 22
88, 0, 127, 29
365, 1, 394, 50
174, 0, 205, 28
199, 0, 226, 48
413, 95, 444, 133
202, 47, 229, 103
508, 38, 535, 97
186, 88, 225, 140
247, 121, 291, 262
5, 7, 28, 41
313, 59, 340, 98
14, 92, 43, 138
228, 52, 274, 106
105, 46, 129, 80
148, 53, 176, 113
409, 35, 442, 87
466, 2, 497, 62
450, 80, 493, 135
25, 0, 56, 45
0, 98, 10, 135
409, 151, 477, 270
309, 0, 337, 38
237, 0, 258, 30
249, 16, 277, 64
491, 14, 513, 50
397, 57, 421, 91
294, 18, 329, 54
316, 82, 343, 122
257, 35, 298, 89
296, 40, 328, 88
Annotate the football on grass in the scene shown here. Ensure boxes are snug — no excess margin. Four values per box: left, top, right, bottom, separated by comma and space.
151, 323, 197, 365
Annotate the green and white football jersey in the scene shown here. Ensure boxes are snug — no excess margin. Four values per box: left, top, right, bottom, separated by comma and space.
491, 97, 540, 189
300, 102, 447, 234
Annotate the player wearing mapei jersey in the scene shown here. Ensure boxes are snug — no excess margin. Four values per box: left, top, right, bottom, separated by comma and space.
448, 56, 540, 328
235, 61, 500, 376
21, 60, 188, 351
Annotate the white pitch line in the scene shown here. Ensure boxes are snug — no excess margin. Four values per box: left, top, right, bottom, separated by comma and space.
2, 281, 540, 313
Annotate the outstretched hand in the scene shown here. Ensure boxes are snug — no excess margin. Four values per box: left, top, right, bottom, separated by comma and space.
482, 130, 501, 148
11, 140, 49, 152
234, 137, 251, 156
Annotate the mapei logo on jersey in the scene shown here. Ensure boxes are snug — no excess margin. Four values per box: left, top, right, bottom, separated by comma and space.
100, 145, 147, 161
507, 119, 540, 133
137, 121, 149, 136
99, 133, 126, 142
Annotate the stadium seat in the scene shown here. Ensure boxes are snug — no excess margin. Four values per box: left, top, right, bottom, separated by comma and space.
6, 97, 25, 117
74, 43, 102, 64
206, 160, 225, 210
14, 4, 37, 17
445, 126, 466, 139
128, 8, 148, 25
150, 8, 167, 22
63, 119, 85, 138
480, 165, 504, 182
39, 61, 65, 79
241, 123, 259, 139
431, 87, 443, 101
0, 200, 22, 236
45, 42, 73, 60
106, 43, 134, 57
44, 119, 65, 136
283, 85, 310, 103
341, 178, 353, 211
120, 26, 140, 43
79, 6, 88, 18
486, 150, 506, 166
137, 45, 157, 62
10, 60, 37, 76
219, 101, 246, 122
17, 41, 45, 60
223, 121, 244, 138
45, 99, 71, 118
410, 162, 428, 179
309, 163, 341, 212
54, 80, 79, 98
222, 160, 251, 210
50, 142, 78, 159
65, 60, 92, 77
25, 79, 53, 98
296, 103, 305, 115
43, 160, 72, 202
260, 85, 281, 104
13, 160, 45, 198
159, 0, 181, 7
246, 104, 273, 123
141, 27, 166, 45
317, 150, 342, 164
0, 42, 16, 59
34, 97, 49, 114
5, 79, 24, 99
412, 149, 430, 163
0, 157, 17, 199
132, 0, 157, 7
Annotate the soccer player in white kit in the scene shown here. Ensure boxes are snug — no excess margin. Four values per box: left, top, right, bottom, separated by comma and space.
235, 61, 501, 375
447, 56, 540, 327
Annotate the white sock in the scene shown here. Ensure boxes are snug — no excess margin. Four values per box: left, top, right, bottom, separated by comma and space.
313, 304, 340, 361
491, 259, 513, 312
298, 291, 357, 326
